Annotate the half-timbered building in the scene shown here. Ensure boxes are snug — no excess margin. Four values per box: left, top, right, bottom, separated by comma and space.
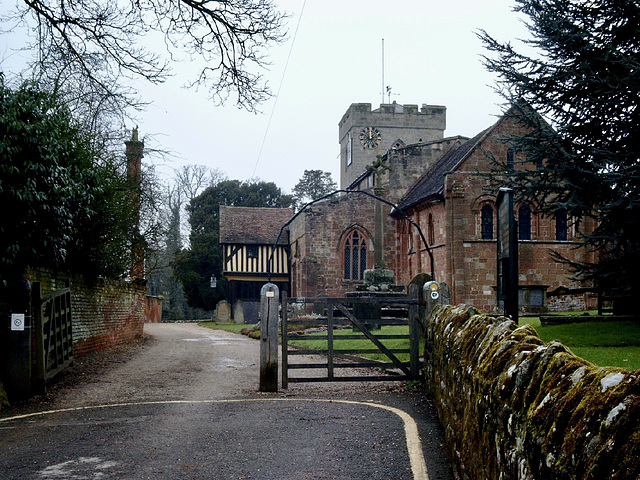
219, 206, 293, 322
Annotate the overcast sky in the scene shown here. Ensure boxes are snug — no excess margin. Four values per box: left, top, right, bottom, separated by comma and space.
2, 0, 529, 193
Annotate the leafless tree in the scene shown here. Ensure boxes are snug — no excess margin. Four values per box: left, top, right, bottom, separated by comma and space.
174, 165, 227, 241
3, 0, 287, 114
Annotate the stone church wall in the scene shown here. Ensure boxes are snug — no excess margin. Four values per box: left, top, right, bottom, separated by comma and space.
425, 304, 640, 480
290, 194, 374, 298
290, 192, 404, 298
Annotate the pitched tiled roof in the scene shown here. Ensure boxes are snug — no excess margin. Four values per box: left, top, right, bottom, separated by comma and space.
394, 127, 492, 213
219, 206, 293, 245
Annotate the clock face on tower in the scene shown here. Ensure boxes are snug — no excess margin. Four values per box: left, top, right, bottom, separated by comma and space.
359, 126, 381, 149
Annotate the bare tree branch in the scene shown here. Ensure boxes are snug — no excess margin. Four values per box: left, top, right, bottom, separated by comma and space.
3, 0, 287, 114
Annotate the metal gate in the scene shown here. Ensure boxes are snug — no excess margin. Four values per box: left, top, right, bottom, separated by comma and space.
281, 286, 422, 387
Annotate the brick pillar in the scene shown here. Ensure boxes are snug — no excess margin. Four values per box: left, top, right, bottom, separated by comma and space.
125, 127, 145, 281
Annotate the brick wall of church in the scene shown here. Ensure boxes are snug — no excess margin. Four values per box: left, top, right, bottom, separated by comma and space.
294, 107, 597, 312
394, 115, 597, 313
450, 118, 596, 312
394, 202, 449, 287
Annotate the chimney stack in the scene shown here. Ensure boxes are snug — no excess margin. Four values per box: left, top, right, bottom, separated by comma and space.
125, 127, 145, 282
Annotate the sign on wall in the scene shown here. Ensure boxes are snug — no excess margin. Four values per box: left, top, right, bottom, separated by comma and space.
11, 313, 25, 331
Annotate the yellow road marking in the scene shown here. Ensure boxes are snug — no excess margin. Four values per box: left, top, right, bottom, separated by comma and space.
1, 398, 430, 480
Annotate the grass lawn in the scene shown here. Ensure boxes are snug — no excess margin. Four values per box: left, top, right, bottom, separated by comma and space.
199, 322, 248, 334
521, 315, 640, 371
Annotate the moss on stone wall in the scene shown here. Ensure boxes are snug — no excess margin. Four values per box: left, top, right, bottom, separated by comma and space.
425, 305, 640, 480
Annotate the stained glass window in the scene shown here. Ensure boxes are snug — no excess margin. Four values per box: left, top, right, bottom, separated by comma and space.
344, 230, 368, 280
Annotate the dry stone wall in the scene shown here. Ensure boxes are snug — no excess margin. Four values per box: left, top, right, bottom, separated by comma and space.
424, 304, 640, 480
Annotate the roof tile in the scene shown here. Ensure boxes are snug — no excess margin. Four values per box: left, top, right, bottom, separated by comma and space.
219, 206, 293, 245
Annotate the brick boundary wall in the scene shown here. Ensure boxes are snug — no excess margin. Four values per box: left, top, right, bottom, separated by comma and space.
424, 304, 640, 480
25, 269, 146, 357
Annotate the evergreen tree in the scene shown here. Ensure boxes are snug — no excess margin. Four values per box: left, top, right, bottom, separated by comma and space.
479, 0, 640, 302
0, 76, 138, 280
292, 169, 337, 209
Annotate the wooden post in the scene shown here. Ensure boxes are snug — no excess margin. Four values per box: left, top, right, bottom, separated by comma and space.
408, 284, 420, 379
497, 187, 519, 324
259, 283, 279, 392
31, 282, 46, 394
327, 300, 334, 381
281, 291, 289, 390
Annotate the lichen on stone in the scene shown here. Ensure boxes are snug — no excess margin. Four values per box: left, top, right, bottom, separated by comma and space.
424, 304, 640, 480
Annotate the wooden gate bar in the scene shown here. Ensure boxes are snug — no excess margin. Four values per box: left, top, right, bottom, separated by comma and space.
289, 334, 406, 341
327, 302, 334, 380
332, 301, 412, 377
288, 348, 410, 356
287, 375, 413, 383
287, 362, 405, 369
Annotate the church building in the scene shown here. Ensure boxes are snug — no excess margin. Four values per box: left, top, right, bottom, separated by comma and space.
220, 100, 596, 314
288, 101, 596, 312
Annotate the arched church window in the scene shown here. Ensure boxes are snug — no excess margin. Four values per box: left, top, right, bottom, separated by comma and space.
555, 208, 568, 241
481, 204, 494, 240
507, 148, 515, 169
518, 204, 532, 240
344, 230, 367, 280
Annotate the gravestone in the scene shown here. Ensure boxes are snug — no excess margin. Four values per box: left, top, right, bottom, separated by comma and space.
215, 300, 231, 324
233, 300, 245, 324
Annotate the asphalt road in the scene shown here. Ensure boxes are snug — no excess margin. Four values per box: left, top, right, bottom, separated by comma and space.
0, 323, 452, 480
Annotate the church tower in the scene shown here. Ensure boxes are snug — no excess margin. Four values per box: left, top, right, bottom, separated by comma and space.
338, 102, 446, 189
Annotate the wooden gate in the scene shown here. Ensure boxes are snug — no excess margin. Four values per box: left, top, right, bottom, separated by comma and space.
32, 283, 74, 391
281, 286, 422, 387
